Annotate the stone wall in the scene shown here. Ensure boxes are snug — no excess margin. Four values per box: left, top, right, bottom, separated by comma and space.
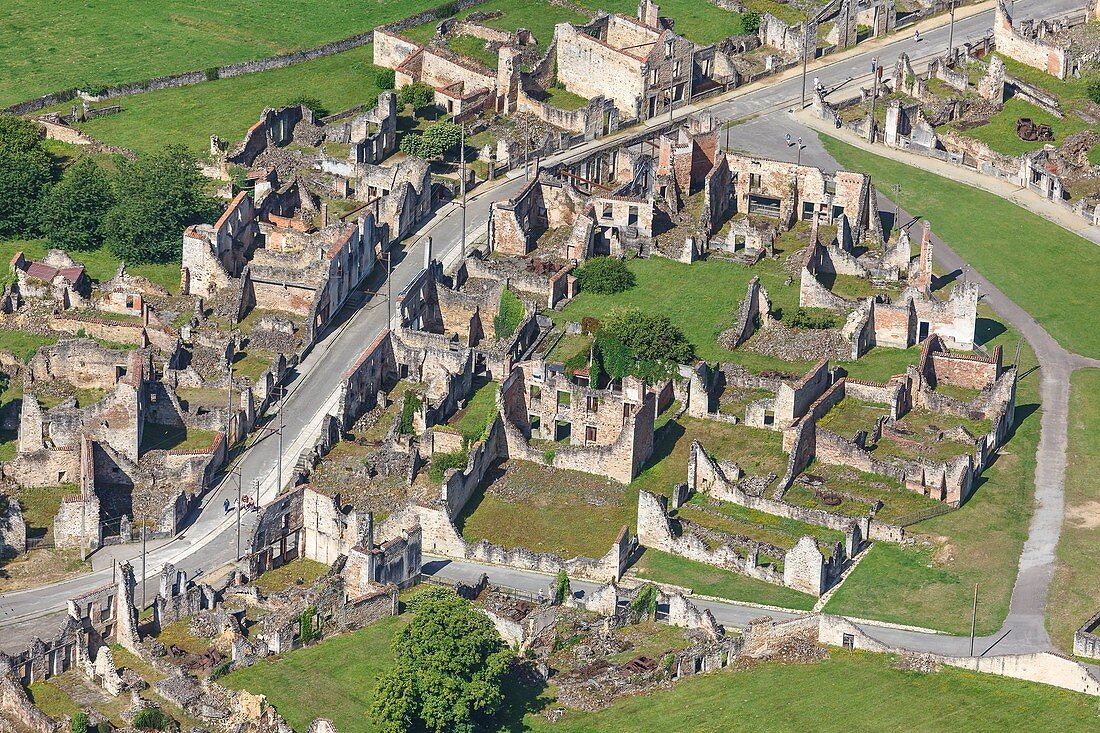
993, 0, 1069, 79
0, 497, 27, 556
0, 673, 56, 733
1073, 611, 1100, 660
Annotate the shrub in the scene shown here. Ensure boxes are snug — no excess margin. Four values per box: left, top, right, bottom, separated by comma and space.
132, 708, 171, 731
543, 448, 556, 465
397, 82, 436, 114
575, 257, 635, 294
299, 606, 320, 644
204, 67, 219, 82
494, 288, 524, 339
209, 660, 232, 680
79, 82, 108, 97
376, 69, 396, 91
580, 316, 602, 335
72, 712, 90, 733
399, 391, 422, 435
434, 1, 459, 19
553, 569, 570, 604
429, 448, 468, 482
604, 308, 695, 367
404, 584, 456, 612
627, 584, 658, 622
401, 121, 461, 159
786, 307, 840, 330
742, 10, 761, 34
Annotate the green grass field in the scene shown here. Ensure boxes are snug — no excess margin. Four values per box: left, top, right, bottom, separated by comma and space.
1048, 369, 1100, 653
0, 238, 181, 294
74, 44, 388, 155
526, 650, 1100, 732
220, 614, 407, 733
956, 97, 1091, 157
449, 380, 499, 443
0, 0, 442, 106
824, 308, 1040, 635
821, 135, 1100, 360
402, 0, 589, 56
573, 0, 749, 43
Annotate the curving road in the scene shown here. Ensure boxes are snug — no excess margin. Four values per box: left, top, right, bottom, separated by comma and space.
0, 0, 1090, 664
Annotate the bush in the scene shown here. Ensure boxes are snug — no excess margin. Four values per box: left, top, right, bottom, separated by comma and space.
494, 288, 524, 339
786, 307, 840, 330
429, 448, 468, 482
376, 69, 396, 91
72, 712, 90, 733
742, 10, 761, 34
553, 569, 570, 604
434, 1, 460, 19
580, 316, 602, 335
604, 308, 695, 369
209, 660, 232, 680
401, 121, 461, 159
627, 584, 658, 623
543, 447, 556, 465
575, 257, 635, 294
132, 708, 171, 731
299, 606, 320, 644
399, 391, 422, 435
398, 82, 436, 114
204, 67, 219, 82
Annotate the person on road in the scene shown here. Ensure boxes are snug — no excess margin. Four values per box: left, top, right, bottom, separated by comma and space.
914, 29, 921, 42
223, 498, 230, 514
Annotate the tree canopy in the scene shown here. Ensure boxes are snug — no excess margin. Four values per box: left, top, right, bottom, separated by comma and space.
401, 121, 461, 160
575, 256, 635, 294
39, 157, 115, 250
103, 145, 219, 264
596, 308, 696, 382
0, 115, 55, 236
398, 82, 436, 113
371, 592, 513, 733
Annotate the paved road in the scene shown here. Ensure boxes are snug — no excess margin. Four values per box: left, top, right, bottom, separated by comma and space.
0, 0, 1089, 658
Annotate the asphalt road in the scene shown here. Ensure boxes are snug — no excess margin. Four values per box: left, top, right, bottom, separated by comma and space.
0, 0, 1086, 658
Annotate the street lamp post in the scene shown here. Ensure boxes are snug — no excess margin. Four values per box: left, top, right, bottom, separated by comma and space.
869, 58, 879, 144
796, 136, 803, 166
460, 121, 467, 260
891, 183, 902, 236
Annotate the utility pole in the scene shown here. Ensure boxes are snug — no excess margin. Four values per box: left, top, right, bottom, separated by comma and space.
724, 120, 730, 151
460, 121, 467, 260
235, 466, 243, 561
947, 0, 957, 59
141, 513, 147, 610
869, 58, 879, 143
891, 183, 902, 236
385, 251, 392, 328
796, 136, 803, 166
800, 21, 810, 109
276, 383, 284, 496
523, 115, 530, 180
969, 583, 978, 655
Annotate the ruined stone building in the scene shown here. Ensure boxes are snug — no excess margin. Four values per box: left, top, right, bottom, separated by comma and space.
555, 2, 703, 121
7, 250, 91, 312
993, 0, 1100, 80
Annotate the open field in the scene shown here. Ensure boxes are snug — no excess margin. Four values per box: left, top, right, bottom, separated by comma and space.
1048, 368, 1100, 653
74, 45, 388, 156
220, 614, 407, 733
251, 558, 330, 595
824, 306, 1040, 635
821, 135, 1100, 360
402, 0, 589, 56
526, 650, 1100, 732
0, 0, 441, 106
958, 97, 1091, 158
573, 0, 750, 43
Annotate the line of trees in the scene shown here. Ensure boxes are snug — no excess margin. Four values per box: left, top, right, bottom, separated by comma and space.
0, 115, 218, 264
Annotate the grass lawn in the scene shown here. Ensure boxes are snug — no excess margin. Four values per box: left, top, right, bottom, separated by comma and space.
0, 0, 442, 106
252, 557, 330, 595
680, 495, 845, 553
25, 678, 82, 720
0, 329, 58, 363
445, 35, 499, 69
573, 0, 748, 44
821, 135, 1100, 360
232, 347, 276, 384
141, 425, 219, 453
523, 650, 1100, 732
449, 380, 499, 443
954, 97, 1091, 157
1048, 368, 1100, 653
220, 614, 406, 733
154, 620, 212, 656
17, 484, 74, 540
0, 238, 181, 294
74, 44, 387, 155
824, 307, 1040, 635
402, 0, 590, 56
631, 549, 816, 610
540, 85, 590, 111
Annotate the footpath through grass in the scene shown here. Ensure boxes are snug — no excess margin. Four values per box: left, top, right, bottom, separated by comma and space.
821, 135, 1100, 360
1048, 368, 1100, 653
1, 0, 441, 106
824, 306, 1040, 635
524, 650, 1100, 732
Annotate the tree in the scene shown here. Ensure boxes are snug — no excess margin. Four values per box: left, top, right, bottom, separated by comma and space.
103, 145, 219, 264
554, 569, 570, 604
39, 157, 116, 250
742, 10, 762, 35
376, 69, 396, 91
71, 712, 90, 733
371, 593, 513, 733
398, 82, 437, 115
0, 115, 55, 236
604, 308, 695, 366
285, 95, 329, 119
575, 256, 635, 294
401, 121, 462, 160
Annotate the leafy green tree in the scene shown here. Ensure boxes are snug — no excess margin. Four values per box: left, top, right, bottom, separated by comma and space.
575, 256, 635, 294
39, 157, 116, 250
376, 69, 397, 90
401, 121, 462, 160
103, 145, 219, 264
398, 82, 437, 115
594, 332, 634, 381
554, 569, 570, 604
0, 115, 55, 236
604, 308, 695, 366
285, 95, 330, 119
71, 712, 90, 733
742, 10, 762, 35
371, 593, 513, 733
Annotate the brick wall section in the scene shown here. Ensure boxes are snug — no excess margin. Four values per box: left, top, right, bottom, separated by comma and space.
993, 0, 1069, 78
